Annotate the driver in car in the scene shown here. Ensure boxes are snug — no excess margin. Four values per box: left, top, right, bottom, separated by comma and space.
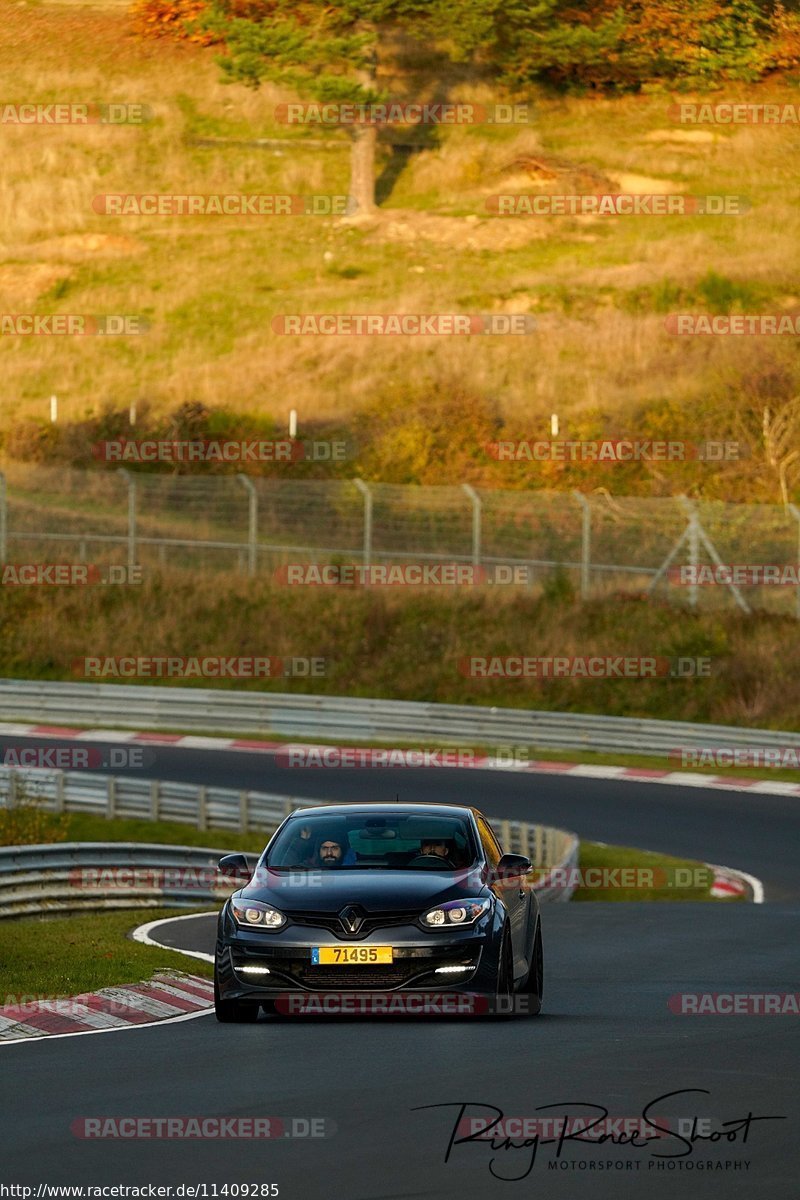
419, 839, 452, 860
313, 834, 357, 868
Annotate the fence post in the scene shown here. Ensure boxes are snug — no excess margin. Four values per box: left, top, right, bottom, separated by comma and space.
461, 484, 482, 569
107, 776, 117, 820
0, 472, 6, 564
354, 479, 373, 569
237, 475, 258, 576
787, 504, 800, 620
116, 469, 137, 572
197, 785, 208, 831
677, 496, 699, 609
572, 491, 591, 600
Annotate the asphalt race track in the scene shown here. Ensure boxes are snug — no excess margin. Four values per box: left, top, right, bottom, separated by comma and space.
1, 736, 798, 1199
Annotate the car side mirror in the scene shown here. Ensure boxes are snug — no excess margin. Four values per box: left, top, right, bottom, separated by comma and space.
218, 853, 252, 880
496, 853, 532, 879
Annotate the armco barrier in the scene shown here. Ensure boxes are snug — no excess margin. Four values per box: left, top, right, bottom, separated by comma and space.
0, 773, 579, 916
0, 678, 795, 758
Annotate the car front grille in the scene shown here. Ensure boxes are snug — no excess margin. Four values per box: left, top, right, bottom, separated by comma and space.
288, 910, 422, 937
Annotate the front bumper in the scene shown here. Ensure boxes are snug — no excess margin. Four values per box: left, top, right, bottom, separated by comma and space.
215, 913, 502, 999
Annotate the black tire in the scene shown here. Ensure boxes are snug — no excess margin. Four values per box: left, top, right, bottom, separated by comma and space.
214, 974, 260, 1023
518, 922, 543, 1016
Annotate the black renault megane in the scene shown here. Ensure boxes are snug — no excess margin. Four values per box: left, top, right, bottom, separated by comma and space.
213, 803, 543, 1020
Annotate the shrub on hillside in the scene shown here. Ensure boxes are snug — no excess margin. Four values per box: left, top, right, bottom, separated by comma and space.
504, 0, 800, 90
0, 783, 70, 847
130, 0, 277, 42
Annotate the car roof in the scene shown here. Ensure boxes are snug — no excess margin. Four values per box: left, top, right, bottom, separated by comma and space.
285, 802, 480, 820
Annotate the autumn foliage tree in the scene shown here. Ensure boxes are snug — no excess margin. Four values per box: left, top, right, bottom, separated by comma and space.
132, 0, 800, 207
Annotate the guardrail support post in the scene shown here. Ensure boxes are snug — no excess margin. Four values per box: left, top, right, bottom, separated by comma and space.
572, 491, 591, 600
237, 475, 258, 576
116, 469, 137, 572
0, 472, 6, 564
107, 776, 117, 820
462, 484, 482, 568
354, 479, 373, 569
150, 779, 160, 820
197, 785, 208, 831
239, 791, 249, 833
54, 771, 65, 814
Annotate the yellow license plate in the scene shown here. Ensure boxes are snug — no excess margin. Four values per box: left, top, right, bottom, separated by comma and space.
311, 946, 393, 965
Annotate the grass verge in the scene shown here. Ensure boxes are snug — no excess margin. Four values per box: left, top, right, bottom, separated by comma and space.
574, 840, 737, 902
0, 906, 214, 999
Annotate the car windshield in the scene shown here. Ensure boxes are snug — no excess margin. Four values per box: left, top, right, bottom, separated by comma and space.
265, 812, 477, 871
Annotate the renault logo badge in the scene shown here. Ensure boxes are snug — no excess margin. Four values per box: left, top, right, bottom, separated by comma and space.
339, 904, 364, 934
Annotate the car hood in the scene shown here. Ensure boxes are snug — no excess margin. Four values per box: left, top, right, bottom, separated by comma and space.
238, 866, 488, 912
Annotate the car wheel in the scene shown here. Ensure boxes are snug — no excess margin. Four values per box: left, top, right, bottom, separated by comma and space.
214, 973, 260, 1023
518, 922, 543, 1016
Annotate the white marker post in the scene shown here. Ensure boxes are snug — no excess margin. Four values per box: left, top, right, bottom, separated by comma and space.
50, 394, 58, 423
289, 409, 298, 439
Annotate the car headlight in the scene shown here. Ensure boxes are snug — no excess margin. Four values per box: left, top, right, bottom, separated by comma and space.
231, 899, 286, 930
421, 898, 490, 929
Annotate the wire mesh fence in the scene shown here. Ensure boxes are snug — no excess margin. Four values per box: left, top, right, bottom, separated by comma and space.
2, 462, 800, 615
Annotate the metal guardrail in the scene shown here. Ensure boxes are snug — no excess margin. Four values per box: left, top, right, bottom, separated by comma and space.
0, 771, 580, 916
0, 678, 797, 758
0, 842, 234, 919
